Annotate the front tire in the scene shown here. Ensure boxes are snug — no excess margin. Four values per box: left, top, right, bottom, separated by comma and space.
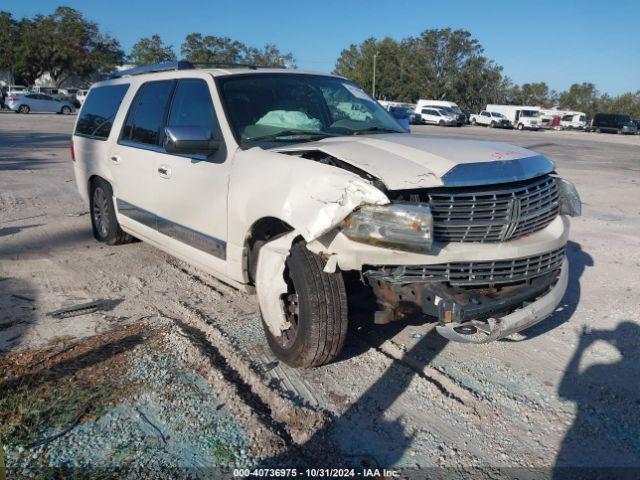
517, 123, 524, 130
438, 120, 444, 126
61, 106, 71, 115
262, 242, 348, 368
90, 179, 134, 245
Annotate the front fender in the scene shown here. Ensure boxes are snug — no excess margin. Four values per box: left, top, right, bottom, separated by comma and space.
227, 147, 389, 247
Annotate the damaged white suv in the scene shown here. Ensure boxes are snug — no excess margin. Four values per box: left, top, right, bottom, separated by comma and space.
72, 62, 581, 367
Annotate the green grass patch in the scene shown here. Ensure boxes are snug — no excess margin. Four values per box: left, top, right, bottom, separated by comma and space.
0, 378, 110, 448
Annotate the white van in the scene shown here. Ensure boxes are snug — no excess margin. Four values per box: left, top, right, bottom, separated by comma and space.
415, 100, 462, 114
486, 105, 542, 130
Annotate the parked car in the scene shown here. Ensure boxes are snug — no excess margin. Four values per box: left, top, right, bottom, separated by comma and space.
5, 85, 29, 96
470, 111, 512, 128
462, 109, 475, 124
486, 105, 542, 130
6, 93, 75, 114
415, 102, 465, 126
387, 106, 412, 131
634, 119, 640, 134
76, 89, 89, 106
72, 61, 580, 367
591, 113, 638, 134
415, 107, 459, 126
560, 113, 588, 130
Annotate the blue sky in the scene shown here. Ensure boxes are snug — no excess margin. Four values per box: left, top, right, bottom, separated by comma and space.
3, 0, 639, 95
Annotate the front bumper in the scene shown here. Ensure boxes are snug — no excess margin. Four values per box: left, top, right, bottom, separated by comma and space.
435, 257, 568, 343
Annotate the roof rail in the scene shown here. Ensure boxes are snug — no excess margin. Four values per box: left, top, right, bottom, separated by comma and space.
109, 60, 195, 79
188, 62, 287, 70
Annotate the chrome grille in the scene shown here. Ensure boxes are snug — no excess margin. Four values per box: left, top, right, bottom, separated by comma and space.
366, 247, 565, 287
396, 175, 559, 242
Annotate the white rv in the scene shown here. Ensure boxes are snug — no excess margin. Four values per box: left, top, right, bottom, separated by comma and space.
540, 109, 588, 130
486, 105, 542, 130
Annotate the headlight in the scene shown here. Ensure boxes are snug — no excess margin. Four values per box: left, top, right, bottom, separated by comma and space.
556, 178, 581, 216
341, 203, 433, 252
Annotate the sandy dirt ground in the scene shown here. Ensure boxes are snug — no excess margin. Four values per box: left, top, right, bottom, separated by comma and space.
1, 112, 639, 477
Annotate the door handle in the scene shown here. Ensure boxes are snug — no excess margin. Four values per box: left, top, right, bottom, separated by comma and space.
158, 166, 171, 178
110, 155, 121, 164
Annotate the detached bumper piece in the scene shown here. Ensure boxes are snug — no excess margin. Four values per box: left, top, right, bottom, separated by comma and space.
364, 249, 568, 343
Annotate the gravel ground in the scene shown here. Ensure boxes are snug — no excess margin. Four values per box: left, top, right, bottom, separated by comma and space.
1, 113, 639, 476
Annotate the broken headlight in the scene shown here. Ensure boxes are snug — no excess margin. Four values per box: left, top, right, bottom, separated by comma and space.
341, 203, 433, 252
556, 178, 581, 217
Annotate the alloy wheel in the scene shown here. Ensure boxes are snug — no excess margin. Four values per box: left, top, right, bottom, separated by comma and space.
92, 187, 110, 238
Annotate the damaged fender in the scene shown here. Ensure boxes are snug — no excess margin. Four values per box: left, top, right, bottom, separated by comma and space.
228, 147, 389, 244
255, 231, 298, 337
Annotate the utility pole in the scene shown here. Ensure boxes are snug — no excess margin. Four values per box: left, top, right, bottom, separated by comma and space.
372, 51, 378, 98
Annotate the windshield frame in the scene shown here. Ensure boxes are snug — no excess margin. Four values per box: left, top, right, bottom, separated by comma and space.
214, 72, 406, 148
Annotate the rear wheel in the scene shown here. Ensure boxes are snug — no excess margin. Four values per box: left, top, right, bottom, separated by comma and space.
18, 105, 30, 114
89, 179, 134, 245
262, 242, 348, 368
490, 120, 496, 128
61, 106, 71, 115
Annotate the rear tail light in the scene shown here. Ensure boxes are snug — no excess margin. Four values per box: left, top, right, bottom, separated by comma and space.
7, 97, 16, 102
70, 140, 76, 162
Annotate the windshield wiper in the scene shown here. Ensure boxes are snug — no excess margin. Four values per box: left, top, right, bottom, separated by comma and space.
350, 126, 402, 135
247, 130, 339, 142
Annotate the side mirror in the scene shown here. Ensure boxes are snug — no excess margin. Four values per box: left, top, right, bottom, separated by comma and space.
163, 126, 221, 156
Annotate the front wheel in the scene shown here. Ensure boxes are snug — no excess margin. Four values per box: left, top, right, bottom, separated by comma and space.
517, 123, 524, 130
438, 120, 444, 126
61, 106, 71, 115
262, 243, 348, 368
471, 118, 476, 125
90, 179, 134, 245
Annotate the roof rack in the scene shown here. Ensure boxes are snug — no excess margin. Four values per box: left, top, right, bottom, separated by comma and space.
109, 60, 194, 79
109, 60, 286, 79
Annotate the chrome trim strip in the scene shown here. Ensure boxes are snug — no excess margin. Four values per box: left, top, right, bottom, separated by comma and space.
116, 198, 156, 230
117, 139, 209, 161
442, 155, 555, 187
115, 199, 226, 260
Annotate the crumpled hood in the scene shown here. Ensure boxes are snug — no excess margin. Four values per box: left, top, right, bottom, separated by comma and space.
276, 134, 555, 190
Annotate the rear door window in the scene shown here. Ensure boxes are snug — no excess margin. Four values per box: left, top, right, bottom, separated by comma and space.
167, 79, 220, 140
122, 80, 175, 146
75, 84, 130, 140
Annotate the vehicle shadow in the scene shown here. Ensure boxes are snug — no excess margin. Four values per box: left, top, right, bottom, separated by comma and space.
554, 322, 640, 478
507, 240, 593, 341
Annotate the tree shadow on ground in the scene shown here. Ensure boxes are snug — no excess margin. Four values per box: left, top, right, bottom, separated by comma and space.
264, 323, 449, 468
554, 322, 640, 479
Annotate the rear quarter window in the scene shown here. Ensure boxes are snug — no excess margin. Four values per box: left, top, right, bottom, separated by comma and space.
75, 84, 130, 140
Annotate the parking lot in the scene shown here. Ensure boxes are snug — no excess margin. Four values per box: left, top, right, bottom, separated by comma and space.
1, 113, 639, 474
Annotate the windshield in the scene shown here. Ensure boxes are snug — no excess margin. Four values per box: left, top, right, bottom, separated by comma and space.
520, 110, 540, 118
218, 74, 405, 146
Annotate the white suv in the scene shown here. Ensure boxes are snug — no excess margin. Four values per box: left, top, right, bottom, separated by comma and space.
72, 62, 581, 367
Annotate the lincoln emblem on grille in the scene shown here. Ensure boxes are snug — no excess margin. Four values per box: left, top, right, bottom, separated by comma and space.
501, 197, 522, 240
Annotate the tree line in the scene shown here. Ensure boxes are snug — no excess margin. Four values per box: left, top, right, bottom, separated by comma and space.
1, 8, 638, 118
333, 29, 640, 118
0, 7, 295, 87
